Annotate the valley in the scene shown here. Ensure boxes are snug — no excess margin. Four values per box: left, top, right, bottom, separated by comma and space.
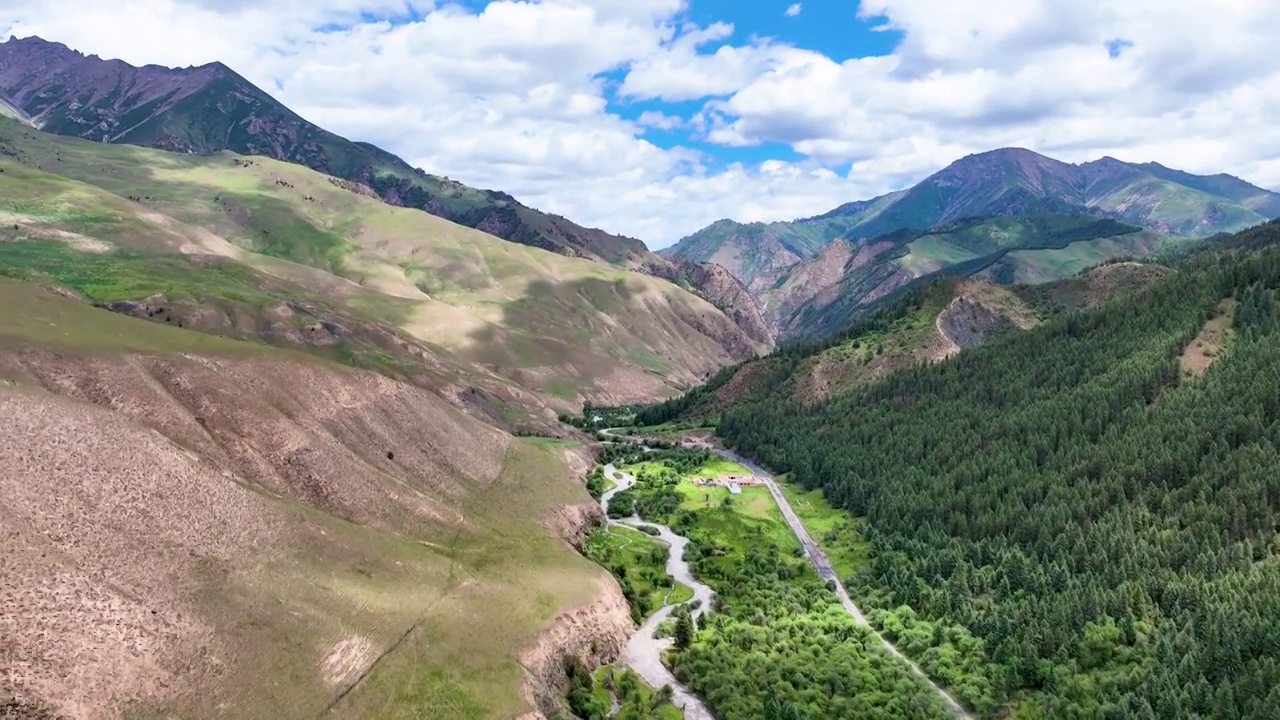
563, 435, 966, 719
3, 20, 1280, 720
631, 218, 1280, 718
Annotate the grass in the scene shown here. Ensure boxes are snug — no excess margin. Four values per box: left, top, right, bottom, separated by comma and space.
328, 442, 605, 720
0, 240, 279, 304
676, 483, 775, 519
899, 236, 980, 275
518, 435, 580, 447
589, 666, 684, 720
778, 477, 870, 581
584, 526, 686, 618
994, 232, 1182, 284
0, 276, 269, 357
0, 117, 748, 406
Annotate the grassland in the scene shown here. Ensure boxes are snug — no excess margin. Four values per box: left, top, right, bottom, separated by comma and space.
329, 440, 608, 720
584, 525, 692, 620
0, 117, 761, 408
898, 236, 981, 275
986, 231, 1177, 284
0, 278, 613, 720
778, 479, 871, 581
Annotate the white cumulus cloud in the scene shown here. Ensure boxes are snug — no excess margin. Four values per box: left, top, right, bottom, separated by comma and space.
0, 0, 1278, 249
785, 4, 802, 17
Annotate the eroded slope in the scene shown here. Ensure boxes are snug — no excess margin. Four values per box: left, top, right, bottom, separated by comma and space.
0, 279, 626, 720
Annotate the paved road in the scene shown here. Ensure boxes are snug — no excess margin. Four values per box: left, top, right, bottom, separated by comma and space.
717, 449, 976, 720
601, 464, 715, 720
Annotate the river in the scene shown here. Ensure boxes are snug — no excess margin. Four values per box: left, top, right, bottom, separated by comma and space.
599, 463, 716, 720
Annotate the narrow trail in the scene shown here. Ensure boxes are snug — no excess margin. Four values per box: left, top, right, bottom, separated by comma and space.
600, 464, 716, 720
600, 430, 974, 720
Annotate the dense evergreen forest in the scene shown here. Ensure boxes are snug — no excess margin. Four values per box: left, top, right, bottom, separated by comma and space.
705, 224, 1280, 718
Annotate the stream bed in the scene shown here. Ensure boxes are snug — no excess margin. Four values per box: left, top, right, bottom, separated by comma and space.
600, 464, 715, 720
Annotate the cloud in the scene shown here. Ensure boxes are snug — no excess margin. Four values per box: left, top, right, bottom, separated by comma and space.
1, 0, 1279, 251
785, 4, 801, 17
637, 110, 686, 130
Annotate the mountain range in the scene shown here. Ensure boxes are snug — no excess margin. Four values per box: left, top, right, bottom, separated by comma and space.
666, 147, 1280, 337
5, 27, 1280, 720
6, 33, 1280, 345
0, 35, 668, 267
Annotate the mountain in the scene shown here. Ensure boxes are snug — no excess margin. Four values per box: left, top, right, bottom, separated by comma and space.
639, 258, 1175, 422
819, 147, 1278, 245
666, 148, 1280, 338
656, 257, 773, 347
635, 218, 1280, 717
657, 219, 832, 295
0, 117, 769, 415
0, 94, 781, 717
0, 271, 631, 719
770, 214, 1170, 337
0, 34, 658, 268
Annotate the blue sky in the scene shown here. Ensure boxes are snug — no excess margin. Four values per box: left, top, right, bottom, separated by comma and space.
604, 1, 904, 173
5, 0, 1280, 247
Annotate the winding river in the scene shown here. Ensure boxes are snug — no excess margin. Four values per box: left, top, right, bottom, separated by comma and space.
600, 464, 716, 720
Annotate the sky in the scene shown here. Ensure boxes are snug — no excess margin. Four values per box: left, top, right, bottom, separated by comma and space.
3, 0, 1280, 249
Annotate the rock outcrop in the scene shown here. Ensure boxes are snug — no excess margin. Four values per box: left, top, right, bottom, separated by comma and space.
515, 577, 633, 720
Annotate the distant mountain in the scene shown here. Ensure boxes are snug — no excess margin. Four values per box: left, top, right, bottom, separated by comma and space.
657, 219, 832, 295
0, 35, 657, 268
668, 148, 1280, 291
767, 214, 1165, 338
666, 147, 1280, 338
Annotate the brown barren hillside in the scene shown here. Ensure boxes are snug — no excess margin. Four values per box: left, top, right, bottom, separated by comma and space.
0, 280, 627, 720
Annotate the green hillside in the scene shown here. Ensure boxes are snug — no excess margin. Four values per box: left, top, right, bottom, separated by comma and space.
0, 118, 764, 417
0, 275, 616, 720
641, 219, 1280, 718
0, 36, 658, 267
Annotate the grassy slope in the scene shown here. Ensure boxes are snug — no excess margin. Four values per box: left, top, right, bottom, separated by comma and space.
0, 96, 30, 123
777, 479, 871, 582
0, 118, 759, 407
0, 278, 605, 719
1093, 175, 1271, 235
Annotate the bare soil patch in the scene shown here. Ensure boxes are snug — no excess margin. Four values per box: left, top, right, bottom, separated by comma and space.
0, 348, 520, 717
321, 636, 376, 687
1181, 298, 1237, 379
